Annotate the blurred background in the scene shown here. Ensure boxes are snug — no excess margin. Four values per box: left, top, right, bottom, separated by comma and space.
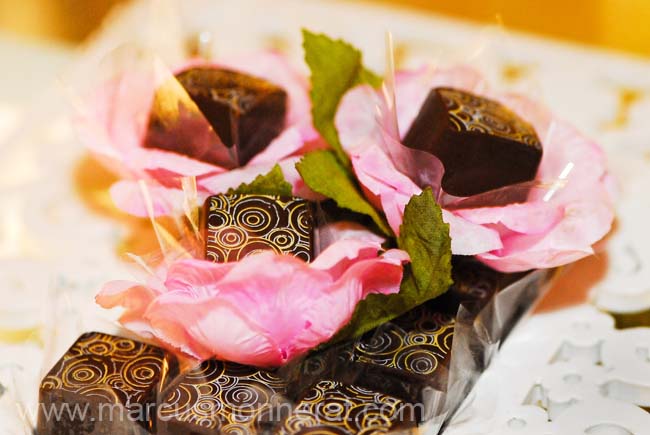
0, 0, 649, 57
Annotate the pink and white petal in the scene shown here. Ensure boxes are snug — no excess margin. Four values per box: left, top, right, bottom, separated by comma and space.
455, 201, 564, 235
248, 126, 305, 165
336, 85, 384, 152
198, 163, 276, 193
478, 198, 614, 272
142, 292, 214, 360
165, 259, 238, 297
310, 239, 385, 278
109, 180, 185, 217
442, 210, 503, 255
146, 290, 280, 365
321, 221, 387, 246
96, 280, 157, 314
198, 156, 309, 198
296, 251, 406, 351
378, 190, 413, 235
129, 147, 223, 177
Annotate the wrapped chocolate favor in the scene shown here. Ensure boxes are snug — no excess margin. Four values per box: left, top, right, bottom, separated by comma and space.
402, 87, 543, 197
145, 67, 288, 168
60, 24, 613, 435
37, 332, 178, 435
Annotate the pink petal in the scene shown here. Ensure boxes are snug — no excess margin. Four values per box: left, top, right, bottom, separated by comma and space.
129, 147, 223, 177
442, 210, 503, 255
197, 156, 303, 196
455, 201, 564, 235
145, 291, 277, 363
479, 193, 614, 272
97, 238, 407, 366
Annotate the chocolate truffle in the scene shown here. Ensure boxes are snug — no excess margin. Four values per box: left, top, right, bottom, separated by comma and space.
157, 360, 290, 435
37, 332, 177, 435
177, 67, 287, 167
402, 87, 542, 197
204, 194, 314, 262
277, 380, 416, 434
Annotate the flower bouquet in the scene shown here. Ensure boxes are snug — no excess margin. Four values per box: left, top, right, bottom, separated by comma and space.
36, 28, 614, 435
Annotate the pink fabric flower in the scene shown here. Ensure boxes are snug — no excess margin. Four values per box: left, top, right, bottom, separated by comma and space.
75, 50, 323, 217
335, 65, 615, 272
97, 236, 409, 367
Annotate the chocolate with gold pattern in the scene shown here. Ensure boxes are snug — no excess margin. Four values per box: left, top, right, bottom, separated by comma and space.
403, 87, 543, 197
176, 67, 287, 166
278, 380, 415, 434
37, 332, 178, 435
205, 194, 314, 262
157, 359, 290, 435
343, 302, 455, 405
354, 308, 455, 379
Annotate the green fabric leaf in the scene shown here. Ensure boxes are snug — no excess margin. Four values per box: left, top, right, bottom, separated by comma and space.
302, 29, 382, 166
227, 164, 293, 196
332, 188, 453, 342
296, 150, 391, 236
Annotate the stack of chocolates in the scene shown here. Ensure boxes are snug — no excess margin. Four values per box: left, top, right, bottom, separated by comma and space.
37, 262, 518, 434
38, 71, 543, 434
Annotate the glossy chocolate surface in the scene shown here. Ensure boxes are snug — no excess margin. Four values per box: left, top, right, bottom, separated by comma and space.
278, 380, 415, 434
37, 332, 177, 435
157, 360, 289, 435
403, 87, 542, 197
176, 67, 287, 166
204, 194, 314, 263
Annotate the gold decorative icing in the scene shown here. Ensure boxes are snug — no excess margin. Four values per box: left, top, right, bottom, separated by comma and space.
278, 380, 411, 434
354, 306, 454, 377
158, 360, 288, 433
438, 87, 541, 148
205, 194, 313, 262
40, 332, 172, 410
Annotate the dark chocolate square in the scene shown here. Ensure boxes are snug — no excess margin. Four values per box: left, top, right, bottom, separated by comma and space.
157, 360, 290, 435
403, 87, 543, 197
176, 67, 287, 167
37, 332, 178, 435
353, 308, 455, 379
204, 194, 314, 262
344, 303, 455, 405
277, 380, 415, 434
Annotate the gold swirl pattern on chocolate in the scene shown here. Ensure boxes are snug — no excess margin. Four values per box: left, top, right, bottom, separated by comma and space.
278, 381, 410, 434
438, 88, 541, 148
354, 305, 455, 377
205, 194, 313, 263
40, 332, 173, 411
158, 360, 289, 433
